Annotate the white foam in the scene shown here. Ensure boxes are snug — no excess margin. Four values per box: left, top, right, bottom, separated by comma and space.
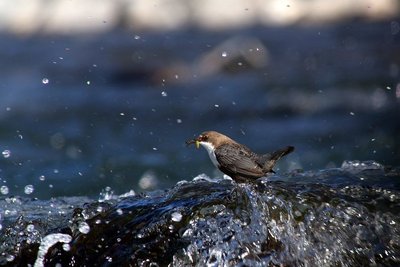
34, 233, 72, 267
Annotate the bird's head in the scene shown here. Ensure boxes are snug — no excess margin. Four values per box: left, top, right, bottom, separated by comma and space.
186, 131, 233, 149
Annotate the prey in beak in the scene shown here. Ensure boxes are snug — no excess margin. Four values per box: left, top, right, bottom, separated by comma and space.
186, 138, 200, 149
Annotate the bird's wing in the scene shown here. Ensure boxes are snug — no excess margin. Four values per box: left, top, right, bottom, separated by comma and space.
215, 144, 264, 177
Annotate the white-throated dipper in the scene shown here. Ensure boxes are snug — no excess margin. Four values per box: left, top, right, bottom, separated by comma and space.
186, 131, 294, 182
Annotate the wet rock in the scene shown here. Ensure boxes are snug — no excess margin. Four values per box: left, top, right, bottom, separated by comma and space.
1, 162, 399, 266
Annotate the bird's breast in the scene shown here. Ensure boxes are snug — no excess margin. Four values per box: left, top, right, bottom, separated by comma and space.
199, 141, 220, 168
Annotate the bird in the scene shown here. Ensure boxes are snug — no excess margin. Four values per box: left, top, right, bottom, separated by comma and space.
186, 131, 294, 182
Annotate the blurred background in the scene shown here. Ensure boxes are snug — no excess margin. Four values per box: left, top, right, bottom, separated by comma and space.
0, 0, 399, 199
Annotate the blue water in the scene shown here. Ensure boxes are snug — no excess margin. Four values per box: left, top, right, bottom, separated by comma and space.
1, 21, 399, 199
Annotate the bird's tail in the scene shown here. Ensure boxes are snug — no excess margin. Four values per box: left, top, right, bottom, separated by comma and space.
270, 146, 295, 161
259, 146, 295, 172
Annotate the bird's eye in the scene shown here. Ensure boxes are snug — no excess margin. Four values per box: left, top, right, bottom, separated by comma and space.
200, 135, 208, 141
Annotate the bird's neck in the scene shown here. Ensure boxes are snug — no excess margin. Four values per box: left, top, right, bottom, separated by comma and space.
199, 141, 220, 167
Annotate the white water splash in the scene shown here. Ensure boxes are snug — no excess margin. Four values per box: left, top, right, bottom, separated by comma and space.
34, 233, 72, 267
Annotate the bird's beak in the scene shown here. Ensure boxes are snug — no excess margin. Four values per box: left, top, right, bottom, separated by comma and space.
186, 138, 200, 149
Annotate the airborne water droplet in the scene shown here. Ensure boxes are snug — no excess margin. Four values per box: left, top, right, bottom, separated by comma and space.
6, 254, 14, 262
171, 211, 183, 222
221, 51, 228, 57
26, 224, 35, 232
24, 185, 34, 195
62, 243, 71, 251
42, 78, 49, 84
0, 185, 9, 195
78, 222, 90, 234
2, 150, 11, 158
161, 91, 168, 97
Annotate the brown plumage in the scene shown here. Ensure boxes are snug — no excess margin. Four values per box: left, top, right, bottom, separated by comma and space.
186, 131, 294, 182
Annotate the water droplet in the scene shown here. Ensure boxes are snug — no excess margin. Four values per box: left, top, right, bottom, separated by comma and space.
176, 119, 182, 124
174, 74, 179, 79
6, 254, 15, 262
26, 224, 35, 232
152, 147, 158, 151
78, 222, 90, 234
120, 112, 125, 116
2, 150, 11, 158
62, 243, 71, 251
221, 51, 228, 57
171, 211, 182, 222
99, 186, 114, 202
24, 185, 34, 195
350, 112, 355, 116
134, 35, 141, 40
161, 91, 168, 97
39, 175, 46, 181
42, 78, 49, 84
0, 185, 9, 195
86, 81, 91, 85
138, 171, 158, 190
116, 208, 123, 215
214, 104, 219, 108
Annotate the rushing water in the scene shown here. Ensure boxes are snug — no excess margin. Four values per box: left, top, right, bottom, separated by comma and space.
0, 18, 399, 266
0, 161, 399, 266
1, 20, 399, 198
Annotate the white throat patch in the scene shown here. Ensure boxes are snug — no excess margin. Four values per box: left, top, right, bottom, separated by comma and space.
199, 141, 220, 168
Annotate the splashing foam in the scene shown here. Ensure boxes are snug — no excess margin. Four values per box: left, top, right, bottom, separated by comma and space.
34, 233, 72, 267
